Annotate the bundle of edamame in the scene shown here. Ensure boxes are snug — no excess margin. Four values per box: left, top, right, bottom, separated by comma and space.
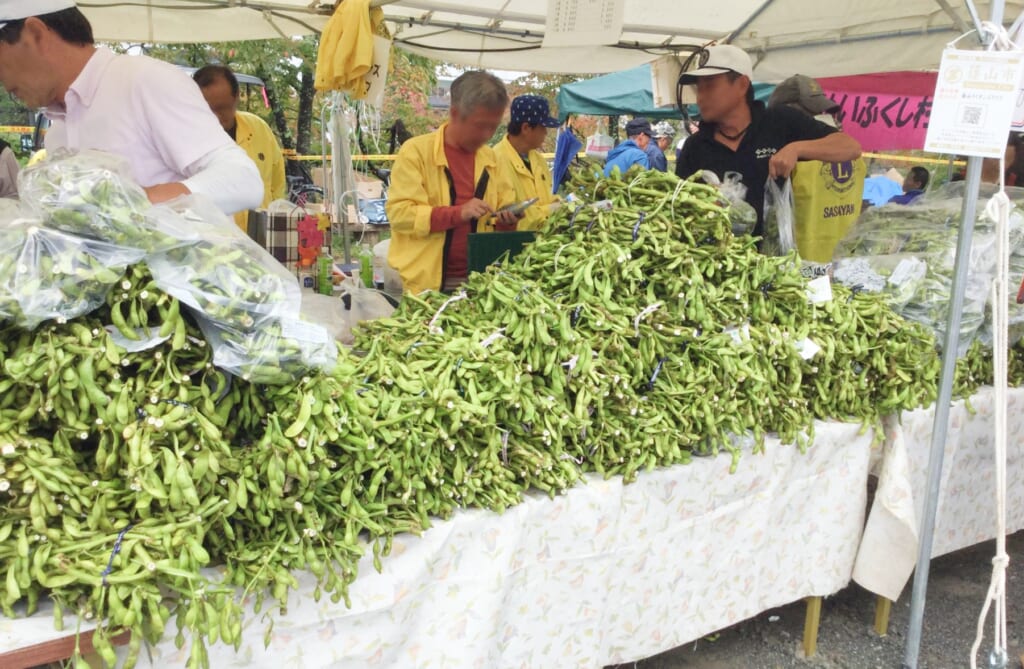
1, 160, 1013, 668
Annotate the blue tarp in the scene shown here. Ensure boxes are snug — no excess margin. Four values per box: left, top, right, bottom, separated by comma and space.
557, 64, 775, 121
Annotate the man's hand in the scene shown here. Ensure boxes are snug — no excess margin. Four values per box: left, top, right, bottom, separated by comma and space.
459, 198, 494, 222
768, 144, 800, 179
145, 182, 191, 204
494, 209, 519, 231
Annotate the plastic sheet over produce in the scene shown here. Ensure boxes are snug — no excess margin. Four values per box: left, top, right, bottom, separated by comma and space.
831, 186, 1019, 354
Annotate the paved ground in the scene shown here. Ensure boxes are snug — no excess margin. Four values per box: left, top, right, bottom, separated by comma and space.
608, 531, 1023, 669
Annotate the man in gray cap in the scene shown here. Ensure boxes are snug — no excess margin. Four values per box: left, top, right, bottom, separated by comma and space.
675, 45, 860, 238
768, 74, 842, 128
646, 121, 675, 172
0, 1, 262, 214
604, 117, 653, 176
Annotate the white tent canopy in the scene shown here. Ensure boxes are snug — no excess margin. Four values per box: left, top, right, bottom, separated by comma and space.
78, 1, 1022, 79
79, 1, 332, 44
380, 0, 1024, 79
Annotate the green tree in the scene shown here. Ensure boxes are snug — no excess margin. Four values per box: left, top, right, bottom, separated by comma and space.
376, 50, 446, 144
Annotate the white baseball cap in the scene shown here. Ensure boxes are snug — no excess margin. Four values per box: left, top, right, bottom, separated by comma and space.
0, 1, 76, 30
679, 45, 754, 84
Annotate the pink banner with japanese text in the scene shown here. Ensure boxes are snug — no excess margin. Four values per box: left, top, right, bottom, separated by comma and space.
817, 72, 937, 152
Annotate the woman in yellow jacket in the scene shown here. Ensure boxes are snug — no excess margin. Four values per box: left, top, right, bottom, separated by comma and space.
386, 71, 518, 295
494, 95, 560, 232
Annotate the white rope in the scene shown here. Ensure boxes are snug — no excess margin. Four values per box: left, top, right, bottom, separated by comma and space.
970, 162, 1012, 669
427, 290, 467, 335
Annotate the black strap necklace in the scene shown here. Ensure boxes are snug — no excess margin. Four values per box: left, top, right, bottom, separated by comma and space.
717, 124, 750, 141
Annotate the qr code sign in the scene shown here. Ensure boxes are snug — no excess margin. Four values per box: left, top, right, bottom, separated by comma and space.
960, 104, 984, 126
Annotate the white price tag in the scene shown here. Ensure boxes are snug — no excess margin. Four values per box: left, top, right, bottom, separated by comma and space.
926, 48, 1024, 157
723, 323, 750, 345
279, 319, 333, 346
795, 337, 822, 360
806, 275, 833, 304
888, 257, 926, 287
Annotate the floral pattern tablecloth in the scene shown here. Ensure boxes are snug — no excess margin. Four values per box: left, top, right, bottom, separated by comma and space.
3, 422, 872, 668
853, 387, 1024, 601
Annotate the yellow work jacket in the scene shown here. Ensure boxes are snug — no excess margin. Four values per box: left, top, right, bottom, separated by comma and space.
233, 111, 286, 230
386, 123, 514, 295
493, 136, 557, 231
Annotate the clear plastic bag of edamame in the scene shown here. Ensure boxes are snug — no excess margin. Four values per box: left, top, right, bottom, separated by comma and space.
0, 219, 144, 329
18, 149, 152, 248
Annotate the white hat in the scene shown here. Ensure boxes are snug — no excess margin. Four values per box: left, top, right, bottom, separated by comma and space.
652, 121, 676, 138
679, 45, 753, 84
0, 1, 76, 30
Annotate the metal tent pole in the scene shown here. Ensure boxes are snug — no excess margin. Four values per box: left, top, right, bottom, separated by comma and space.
901, 157, 983, 669
902, 5, 1006, 665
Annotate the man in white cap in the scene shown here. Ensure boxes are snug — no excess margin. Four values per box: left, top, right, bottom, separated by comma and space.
0, 1, 263, 214
675, 44, 860, 239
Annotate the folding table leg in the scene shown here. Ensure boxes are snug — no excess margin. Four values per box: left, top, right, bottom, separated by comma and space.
803, 596, 822, 658
874, 596, 892, 637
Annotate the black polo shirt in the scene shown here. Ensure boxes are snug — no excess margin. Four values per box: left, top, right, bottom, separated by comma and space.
675, 101, 836, 237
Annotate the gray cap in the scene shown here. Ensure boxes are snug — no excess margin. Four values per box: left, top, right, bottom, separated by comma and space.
768, 74, 840, 115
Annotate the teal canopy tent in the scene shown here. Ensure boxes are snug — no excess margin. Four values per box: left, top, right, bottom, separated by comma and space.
556, 64, 775, 121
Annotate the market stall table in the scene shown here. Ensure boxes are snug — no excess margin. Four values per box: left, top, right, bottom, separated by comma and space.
0, 421, 875, 668
853, 387, 1024, 630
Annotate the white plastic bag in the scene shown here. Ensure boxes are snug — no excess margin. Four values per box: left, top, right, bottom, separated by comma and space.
762, 177, 797, 256
373, 238, 403, 297
584, 133, 614, 160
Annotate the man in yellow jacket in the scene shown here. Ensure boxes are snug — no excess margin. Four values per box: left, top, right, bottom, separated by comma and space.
194, 65, 286, 230
386, 71, 518, 295
494, 95, 560, 232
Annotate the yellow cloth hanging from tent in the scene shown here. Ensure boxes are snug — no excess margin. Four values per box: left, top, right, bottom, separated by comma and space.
314, 0, 381, 96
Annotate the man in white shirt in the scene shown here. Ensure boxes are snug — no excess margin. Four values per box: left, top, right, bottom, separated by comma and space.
0, 1, 263, 214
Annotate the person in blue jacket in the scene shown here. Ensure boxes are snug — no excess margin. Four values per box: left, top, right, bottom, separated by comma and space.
604, 118, 652, 176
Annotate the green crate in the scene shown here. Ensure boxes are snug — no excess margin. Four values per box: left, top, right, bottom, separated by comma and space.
467, 231, 536, 274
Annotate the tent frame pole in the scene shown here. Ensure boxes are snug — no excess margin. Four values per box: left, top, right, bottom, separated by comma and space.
900, 155, 982, 669
903, 5, 1003, 662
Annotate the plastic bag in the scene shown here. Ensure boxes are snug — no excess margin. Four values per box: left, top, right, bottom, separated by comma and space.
300, 293, 354, 344
832, 192, 998, 354
702, 170, 757, 236
0, 218, 144, 328
372, 238, 403, 298
146, 196, 302, 331
339, 279, 396, 327
195, 314, 338, 384
584, 133, 614, 160
762, 177, 796, 256
18, 149, 154, 248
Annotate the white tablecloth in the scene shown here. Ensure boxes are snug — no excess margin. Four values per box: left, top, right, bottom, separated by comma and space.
1, 423, 872, 668
853, 387, 1024, 601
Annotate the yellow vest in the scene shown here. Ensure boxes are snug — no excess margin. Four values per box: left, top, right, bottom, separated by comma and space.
791, 158, 867, 263
385, 122, 515, 295
233, 111, 286, 231
493, 135, 557, 231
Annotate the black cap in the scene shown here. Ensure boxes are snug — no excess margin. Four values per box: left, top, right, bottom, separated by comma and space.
625, 118, 653, 137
